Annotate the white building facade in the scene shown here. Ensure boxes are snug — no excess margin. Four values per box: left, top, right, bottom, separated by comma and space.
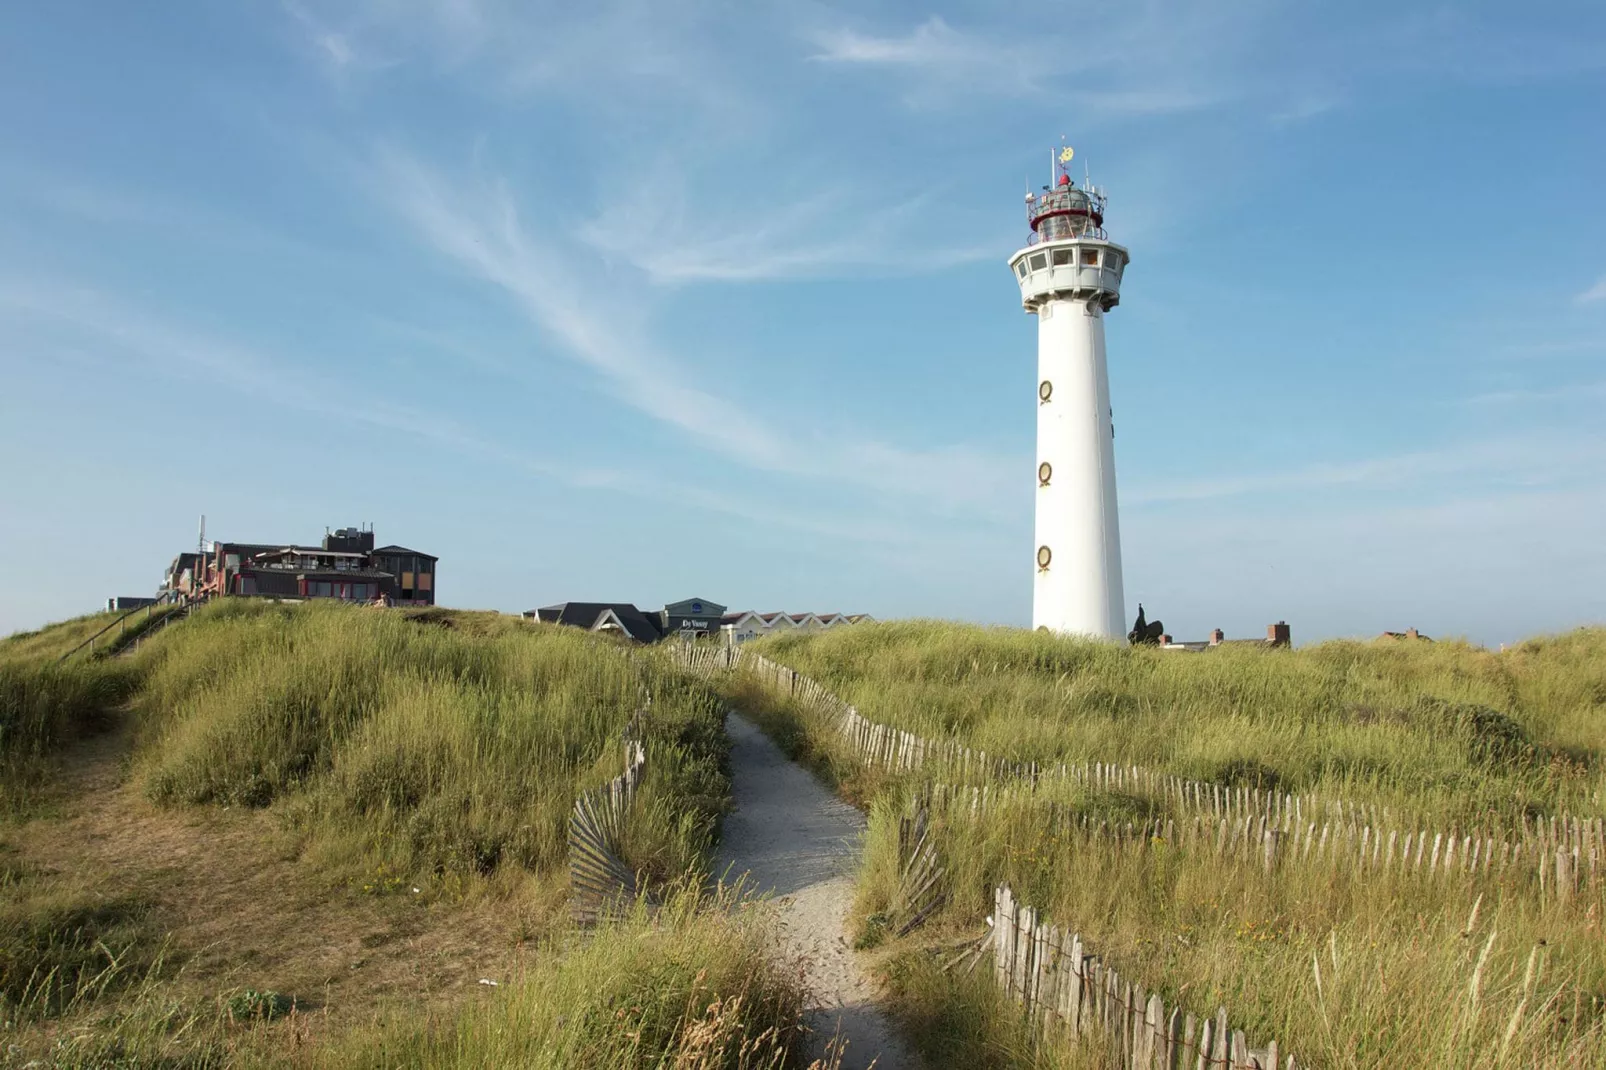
1009, 157, 1129, 640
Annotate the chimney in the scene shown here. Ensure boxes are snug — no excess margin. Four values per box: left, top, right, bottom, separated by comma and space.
1267, 621, 1291, 647
1209, 628, 1224, 646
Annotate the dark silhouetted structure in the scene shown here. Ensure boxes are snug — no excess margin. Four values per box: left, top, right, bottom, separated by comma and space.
1128, 603, 1165, 646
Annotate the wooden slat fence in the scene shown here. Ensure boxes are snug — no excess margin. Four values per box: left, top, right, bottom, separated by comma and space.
915, 781, 1600, 904
992, 885, 1298, 1069
568, 709, 651, 926
688, 647, 1605, 905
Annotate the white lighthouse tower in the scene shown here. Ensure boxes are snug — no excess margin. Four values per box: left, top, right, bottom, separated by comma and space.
1009, 148, 1129, 639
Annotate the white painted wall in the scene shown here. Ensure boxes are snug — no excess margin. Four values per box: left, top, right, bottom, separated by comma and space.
1011, 237, 1129, 641
1033, 296, 1125, 638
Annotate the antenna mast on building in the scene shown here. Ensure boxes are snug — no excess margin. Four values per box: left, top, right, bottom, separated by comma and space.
198, 514, 207, 555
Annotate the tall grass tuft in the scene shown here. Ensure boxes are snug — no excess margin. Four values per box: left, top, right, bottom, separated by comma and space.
121, 601, 727, 883
312, 887, 814, 1069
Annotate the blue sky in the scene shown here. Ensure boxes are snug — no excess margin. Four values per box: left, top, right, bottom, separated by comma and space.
1, 1, 1603, 646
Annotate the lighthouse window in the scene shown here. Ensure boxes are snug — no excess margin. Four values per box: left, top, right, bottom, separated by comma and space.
1037, 545, 1052, 570
1038, 462, 1052, 486
1029, 252, 1047, 271
1052, 249, 1073, 266
1015, 261, 1027, 278
1038, 380, 1053, 402
1081, 248, 1100, 266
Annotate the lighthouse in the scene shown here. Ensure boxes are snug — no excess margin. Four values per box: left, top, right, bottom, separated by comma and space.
1009, 148, 1129, 639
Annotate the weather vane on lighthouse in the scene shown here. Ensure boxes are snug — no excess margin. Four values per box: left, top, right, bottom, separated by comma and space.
1010, 143, 1130, 639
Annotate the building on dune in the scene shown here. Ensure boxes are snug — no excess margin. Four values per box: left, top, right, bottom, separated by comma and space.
525, 597, 874, 644
164, 525, 438, 606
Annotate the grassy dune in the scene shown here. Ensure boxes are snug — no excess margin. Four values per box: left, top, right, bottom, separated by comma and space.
1, 601, 816, 1069
739, 622, 1606, 1067
758, 621, 1606, 825
123, 600, 727, 884
312, 890, 811, 1070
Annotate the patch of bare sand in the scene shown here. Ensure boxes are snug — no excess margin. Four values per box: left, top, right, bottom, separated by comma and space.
716, 712, 921, 1070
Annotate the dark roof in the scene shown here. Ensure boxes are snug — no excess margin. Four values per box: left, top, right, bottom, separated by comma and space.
534, 602, 664, 643
372, 545, 439, 560
215, 542, 290, 557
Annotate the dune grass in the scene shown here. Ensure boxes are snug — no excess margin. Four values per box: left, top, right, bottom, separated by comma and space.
2, 599, 795, 1069
110, 599, 728, 885
306, 887, 815, 1070
757, 621, 1606, 826
0, 610, 126, 662
732, 622, 1606, 1067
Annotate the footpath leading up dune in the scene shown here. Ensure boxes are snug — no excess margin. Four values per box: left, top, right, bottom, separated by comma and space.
717, 712, 919, 1070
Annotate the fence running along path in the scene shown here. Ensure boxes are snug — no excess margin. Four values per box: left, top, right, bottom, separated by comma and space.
913, 781, 1600, 904
991, 885, 1297, 1070
676, 645, 1605, 905
568, 703, 651, 926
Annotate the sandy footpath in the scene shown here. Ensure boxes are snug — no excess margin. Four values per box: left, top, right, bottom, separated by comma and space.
715, 713, 920, 1070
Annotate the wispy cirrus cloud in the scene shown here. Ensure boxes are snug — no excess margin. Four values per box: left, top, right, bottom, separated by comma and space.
801, 10, 1229, 114
809, 15, 990, 67
0, 277, 998, 557
576, 166, 994, 284
1576, 275, 1606, 304
374, 147, 1018, 513
1127, 431, 1606, 506
0, 279, 621, 490
1459, 381, 1606, 407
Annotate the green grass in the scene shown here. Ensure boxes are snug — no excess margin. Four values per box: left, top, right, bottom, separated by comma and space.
732, 622, 1606, 1067
0, 848, 163, 1023
0, 600, 792, 1070
757, 621, 1606, 825
115, 600, 727, 884
0, 610, 127, 662
0, 658, 140, 812
307, 888, 813, 1070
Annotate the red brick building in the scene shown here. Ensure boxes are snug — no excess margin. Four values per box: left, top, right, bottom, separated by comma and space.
171, 526, 438, 606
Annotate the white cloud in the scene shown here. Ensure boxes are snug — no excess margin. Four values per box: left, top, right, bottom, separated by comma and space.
1126, 431, 1606, 506
374, 148, 1019, 514
809, 16, 986, 67
0, 278, 994, 558
801, 9, 1231, 113
576, 166, 994, 284
1576, 276, 1606, 305
1460, 381, 1606, 406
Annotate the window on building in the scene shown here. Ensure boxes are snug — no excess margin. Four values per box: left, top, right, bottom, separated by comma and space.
1081, 248, 1100, 266
1015, 261, 1027, 278
1052, 249, 1072, 266
417, 572, 432, 592
353, 583, 369, 601
1028, 252, 1047, 271
401, 571, 414, 589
